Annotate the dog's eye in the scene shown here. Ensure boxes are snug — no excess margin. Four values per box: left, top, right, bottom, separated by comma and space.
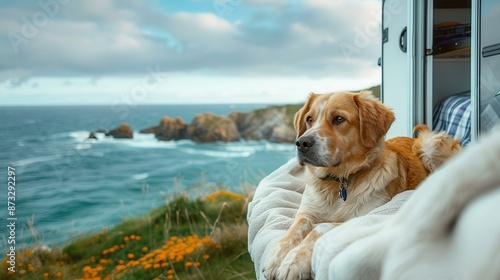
306, 116, 313, 125
333, 116, 345, 125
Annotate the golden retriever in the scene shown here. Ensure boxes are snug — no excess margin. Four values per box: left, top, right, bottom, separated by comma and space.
263, 91, 462, 280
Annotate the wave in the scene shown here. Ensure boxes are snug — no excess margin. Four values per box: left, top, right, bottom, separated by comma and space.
182, 148, 253, 158
264, 142, 295, 152
63, 131, 294, 154
68, 131, 91, 141
132, 173, 149, 180
13, 155, 61, 167
75, 143, 93, 150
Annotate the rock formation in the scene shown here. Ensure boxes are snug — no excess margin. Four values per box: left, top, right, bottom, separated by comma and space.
229, 107, 295, 143
155, 117, 188, 141
88, 132, 98, 140
187, 113, 240, 142
106, 123, 133, 139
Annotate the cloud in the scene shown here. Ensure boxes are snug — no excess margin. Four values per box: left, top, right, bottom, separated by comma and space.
0, 0, 381, 84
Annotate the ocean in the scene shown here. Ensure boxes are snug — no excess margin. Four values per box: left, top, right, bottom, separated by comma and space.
0, 104, 296, 247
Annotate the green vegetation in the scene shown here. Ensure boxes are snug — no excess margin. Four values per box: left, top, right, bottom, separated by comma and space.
1, 189, 256, 280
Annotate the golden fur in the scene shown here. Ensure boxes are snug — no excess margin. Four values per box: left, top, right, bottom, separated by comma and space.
263, 91, 462, 280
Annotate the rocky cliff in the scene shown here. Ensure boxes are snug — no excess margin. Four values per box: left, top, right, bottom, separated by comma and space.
140, 117, 188, 141
106, 123, 133, 139
229, 107, 296, 143
187, 113, 240, 142
92, 104, 301, 143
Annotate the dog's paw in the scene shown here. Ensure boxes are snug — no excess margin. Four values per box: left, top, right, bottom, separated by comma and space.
276, 244, 313, 280
263, 241, 292, 279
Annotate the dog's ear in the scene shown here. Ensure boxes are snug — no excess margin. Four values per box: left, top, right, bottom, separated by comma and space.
353, 91, 395, 147
294, 93, 317, 138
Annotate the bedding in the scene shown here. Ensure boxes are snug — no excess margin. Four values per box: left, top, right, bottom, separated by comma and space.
433, 92, 471, 146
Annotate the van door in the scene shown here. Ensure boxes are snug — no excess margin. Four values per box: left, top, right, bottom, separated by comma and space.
479, 0, 500, 134
382, 0, 418, 138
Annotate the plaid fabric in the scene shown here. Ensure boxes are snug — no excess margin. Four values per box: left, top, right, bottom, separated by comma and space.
433, 93, 471, 146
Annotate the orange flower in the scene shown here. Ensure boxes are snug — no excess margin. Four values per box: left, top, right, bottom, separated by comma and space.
136, 236, 142, 240
123, 236, 130, 242
142, 246, 148, 252
203, 254, 210, 260
167, 275, 174, 280
130, 234, 136, 240
185, 261, 193, 267
127, 253, 135, 259
167, 269, 174, 275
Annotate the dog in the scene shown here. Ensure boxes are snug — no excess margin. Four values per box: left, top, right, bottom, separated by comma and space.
263, 91, 462, 280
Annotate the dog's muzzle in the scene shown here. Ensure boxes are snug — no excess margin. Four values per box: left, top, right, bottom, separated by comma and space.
295, 136, 315, 153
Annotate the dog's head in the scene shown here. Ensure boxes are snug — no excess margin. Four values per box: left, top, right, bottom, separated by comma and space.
294, 91, 395, 172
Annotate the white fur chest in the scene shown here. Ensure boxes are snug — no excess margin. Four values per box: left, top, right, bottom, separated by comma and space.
297, 181, 391, 223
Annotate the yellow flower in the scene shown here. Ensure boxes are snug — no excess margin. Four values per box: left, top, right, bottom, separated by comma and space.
205, 189, 243, 201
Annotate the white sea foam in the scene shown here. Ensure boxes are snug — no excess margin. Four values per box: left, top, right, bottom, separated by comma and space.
118, 133, 178, 149
182, 148, 253, 158
132, 173, 149, 180
68, 131, 91, 141
75, 143, 93, 150
264, 142, 295, 152
14, 155, 61, 167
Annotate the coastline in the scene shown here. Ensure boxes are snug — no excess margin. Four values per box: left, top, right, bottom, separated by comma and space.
1, 187, 256, 279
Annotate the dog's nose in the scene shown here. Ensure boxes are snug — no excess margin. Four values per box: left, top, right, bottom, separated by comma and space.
295, 136, 314, 153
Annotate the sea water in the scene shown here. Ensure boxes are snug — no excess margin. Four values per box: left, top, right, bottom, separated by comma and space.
0, 105, 295, 247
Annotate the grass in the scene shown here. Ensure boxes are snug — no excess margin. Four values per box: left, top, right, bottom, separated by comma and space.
1, 189, 256, 280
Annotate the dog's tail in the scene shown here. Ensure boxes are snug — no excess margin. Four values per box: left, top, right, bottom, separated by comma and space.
412, 124, 462, 172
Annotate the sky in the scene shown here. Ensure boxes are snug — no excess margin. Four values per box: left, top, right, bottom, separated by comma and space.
0, 0, 382, 105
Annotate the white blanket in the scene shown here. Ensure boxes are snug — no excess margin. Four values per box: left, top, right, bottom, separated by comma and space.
248, 128, 500, 279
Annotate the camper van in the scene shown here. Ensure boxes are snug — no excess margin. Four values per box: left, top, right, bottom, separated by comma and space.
381, 0, 500, 144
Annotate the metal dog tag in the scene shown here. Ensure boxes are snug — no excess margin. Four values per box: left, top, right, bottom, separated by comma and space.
339, 186, 347, 201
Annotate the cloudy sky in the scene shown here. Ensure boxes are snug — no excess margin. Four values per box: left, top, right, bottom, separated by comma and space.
1, 0, 382, 105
